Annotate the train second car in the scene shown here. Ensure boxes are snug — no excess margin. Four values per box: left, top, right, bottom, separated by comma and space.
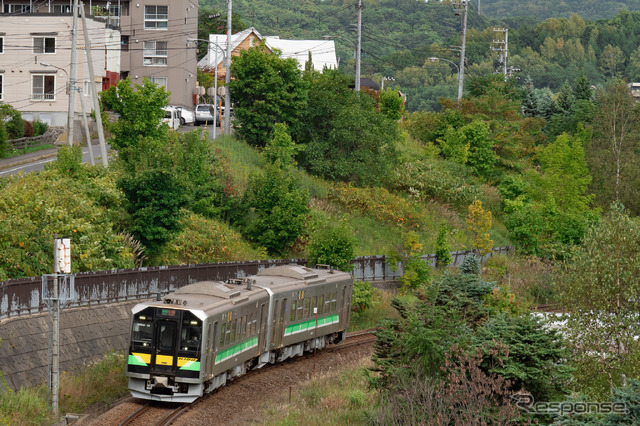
125, 265, 353, 403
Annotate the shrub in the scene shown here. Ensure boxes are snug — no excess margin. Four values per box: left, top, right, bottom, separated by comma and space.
23, 120, 34, 137
307, 220, 355, 272
0, 122, 8, 158
32, 121, 49, 137
351, 280, 375, 313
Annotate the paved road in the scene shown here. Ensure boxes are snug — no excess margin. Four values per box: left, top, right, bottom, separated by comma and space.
0, 123, 221, 177
0, 144, 108, 177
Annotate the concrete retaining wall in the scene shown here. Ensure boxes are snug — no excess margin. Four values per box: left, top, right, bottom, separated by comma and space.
0, 280, 403, 391
0, 299, 145, 391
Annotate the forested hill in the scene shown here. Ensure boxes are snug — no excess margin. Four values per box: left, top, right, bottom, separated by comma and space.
481, 0, 640, 21
203, 0, 640, 111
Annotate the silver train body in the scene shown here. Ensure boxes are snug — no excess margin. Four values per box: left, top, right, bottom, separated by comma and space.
125, 265, 353, 402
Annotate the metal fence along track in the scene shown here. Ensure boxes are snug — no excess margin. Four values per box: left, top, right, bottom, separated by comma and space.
0, 247, 511, 319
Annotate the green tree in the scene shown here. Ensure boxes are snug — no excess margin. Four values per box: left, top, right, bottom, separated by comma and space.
229, 45, 309, 147
559, 204, 640, 397
522, 75, 539, 117
473, 313, 573, 402
118, 166, 189, 257
435, 221, 453, 268
589, 79, 640, 215
307, 220, 355, 272
300, 70, 400, 186
379, 88, 405, 120
537, 130, 593, 214
388, 232, 431, 291
100, 77, 170, 154
466, 200, 493, 256
241, 164, 309, 257
262, 123, 300, 168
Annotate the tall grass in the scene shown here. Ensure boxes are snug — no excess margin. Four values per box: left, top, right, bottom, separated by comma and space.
262, 364, 377, 426
0, 351, 128, 425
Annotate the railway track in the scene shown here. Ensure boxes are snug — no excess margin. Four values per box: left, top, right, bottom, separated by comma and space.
118, 402, 188, 426
103, 329, 376, 426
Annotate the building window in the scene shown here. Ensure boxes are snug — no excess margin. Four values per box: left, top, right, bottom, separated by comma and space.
52, 5, 71, 13
0, 37, 3, 54
3, 4, 32, 13
147, 76, 167, 88
121, 35, 129, 52
32, 74, 56, 100
33, 37, 56, 54
0, 74, 3, 101
143, 41, 168, 66
144, 5, 168, 29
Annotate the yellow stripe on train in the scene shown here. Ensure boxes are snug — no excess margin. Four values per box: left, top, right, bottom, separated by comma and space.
156, 355, 173, 366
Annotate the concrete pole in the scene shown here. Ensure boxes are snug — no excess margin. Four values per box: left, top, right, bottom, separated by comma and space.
213, 44, 219, 139
78, 87, 95, 165
457, 0, 468, 101
67, 0, 79, 146
80, 2, 108, 166
51, 239, 60, 418
224, 0, 232, 135
503, 28, 508, 78
355, 0, 362, 92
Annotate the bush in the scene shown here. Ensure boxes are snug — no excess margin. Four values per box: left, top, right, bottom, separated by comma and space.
307, 220, 356, 272
23, 120, 34, 137
5, 114, 24, 139
32, 121, 49, 137
351, 280, 375, 313
0, 122, 8, 158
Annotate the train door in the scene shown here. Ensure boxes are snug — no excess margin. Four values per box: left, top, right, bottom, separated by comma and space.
341, 285, 350, 329
273, 298, 287, 348
271, 300, 280, 350
152, 319, 178, 376
207, 321, 217, 377
258, 303, 267, 352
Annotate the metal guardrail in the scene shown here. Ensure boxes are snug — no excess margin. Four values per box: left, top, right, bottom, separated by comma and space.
0, 247, 512, 319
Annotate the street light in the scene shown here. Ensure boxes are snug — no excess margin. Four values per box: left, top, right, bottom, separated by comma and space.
188, 38, 226, 138
428, 57, 462, 101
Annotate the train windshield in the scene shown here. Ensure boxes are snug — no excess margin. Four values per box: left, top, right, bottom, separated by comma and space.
180, 312, 201, 353
131, 309, 154, 350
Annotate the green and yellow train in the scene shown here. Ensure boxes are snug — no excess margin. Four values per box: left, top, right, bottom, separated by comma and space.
126, 265, 353, 402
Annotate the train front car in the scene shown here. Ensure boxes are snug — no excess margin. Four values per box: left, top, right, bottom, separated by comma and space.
126, 304, 205, 403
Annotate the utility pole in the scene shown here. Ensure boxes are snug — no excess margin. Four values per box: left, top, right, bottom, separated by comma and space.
492, 28, 508, 78
224, 0, 232, 135
355, 0, 362, 92
67, 0, 79, 146
80, 2, 108, 166
48, 237, 70, 418
453, 0, 468, 101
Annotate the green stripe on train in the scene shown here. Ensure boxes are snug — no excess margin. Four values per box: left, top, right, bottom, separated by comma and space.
128, 354, 148, 366
179, 360, 201, 371
215, 336, 258, 363
284, 314, 339, 336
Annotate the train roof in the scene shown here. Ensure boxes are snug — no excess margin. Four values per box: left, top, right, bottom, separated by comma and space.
133, 265, 352, 316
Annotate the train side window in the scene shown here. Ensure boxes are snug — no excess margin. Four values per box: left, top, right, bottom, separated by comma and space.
331, 292, 337, 311
232, 318, 238, 342
241, 315, 247, 339
303, 298, 310, 318
251, 312, 257, 335
290, 301, 297, 322
312, 296, 317, 315
318, 295, 324, 314
324, 294, 331, 313
220, 323, 226, 347
296, 300, 304, 320
224, 320, 231, 345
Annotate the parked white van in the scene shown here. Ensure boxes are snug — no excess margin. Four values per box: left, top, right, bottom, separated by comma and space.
161, 106, 181, 130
